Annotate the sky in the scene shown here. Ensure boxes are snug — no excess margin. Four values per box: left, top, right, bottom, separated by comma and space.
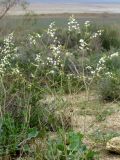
29, 0, 120, 3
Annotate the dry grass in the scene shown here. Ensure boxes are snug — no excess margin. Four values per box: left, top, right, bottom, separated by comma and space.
49, 91, 120, 159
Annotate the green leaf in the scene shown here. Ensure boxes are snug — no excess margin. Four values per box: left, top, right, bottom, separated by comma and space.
0, 118, 3, 135
27, 128, 39, 140
57, 144, 65, 151
23, 144, 30, 152
68, 132, 83, 151
86, 150, 96, 159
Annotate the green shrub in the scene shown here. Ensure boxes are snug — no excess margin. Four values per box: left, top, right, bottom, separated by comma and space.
0, 114, 39, 156
29, 99, 72, 132
97, 74, 120, 101
43, 131, 97, 160
101, 26, 120, 50
2, 16, 120, 159
94, 52, 120, 101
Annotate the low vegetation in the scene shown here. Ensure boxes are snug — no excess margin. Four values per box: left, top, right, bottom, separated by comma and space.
0, 15, 120, 159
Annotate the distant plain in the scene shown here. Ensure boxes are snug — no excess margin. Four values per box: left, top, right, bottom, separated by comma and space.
1, 3, 120, 34
8, 3, 120, 15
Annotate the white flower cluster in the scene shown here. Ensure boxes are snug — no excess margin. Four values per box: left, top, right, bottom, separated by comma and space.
46, 44, 64, 75
46, 22, 65, 74
28, 34, 36, 45
88, 55, 107, 77
0, 33, 19, 75
47, 22, 61, 45
110, 52, 119, 59
47, 22, 56, 38
79, 22, 103, 51
84, 21, 91, 28
28, 33, 41, 45
86, 66, 92, 70
0, 54, 11, 74
35, 53, 41, 63
79, 39, 89, 50
47, 56, 61, 67
68, 15, 80, 33
105, 72, 113, 78
35, 52, 45, 67
65, 52, 72, 57
67, 73, 81, 80
88, 52, 119, 78
1, 33, 16, 55
95, 56, 107, 75
50, 44, 61, 57
91, 30, 103, 39
11, 66, 20, 75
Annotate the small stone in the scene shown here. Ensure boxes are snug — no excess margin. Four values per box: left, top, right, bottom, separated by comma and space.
106, 137, 120, 154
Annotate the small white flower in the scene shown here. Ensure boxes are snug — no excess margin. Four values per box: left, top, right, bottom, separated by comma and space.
49, 70, 55, 74
84, 21, 90, 27
86, 66, 92, 70
79, 39, 84, 43
47, 22, 56, 38
110, 52, 119, 58
66, 52, 71, 56
68, 15, 80, 33
91, 71, 95, 75
79, 39, 89, 50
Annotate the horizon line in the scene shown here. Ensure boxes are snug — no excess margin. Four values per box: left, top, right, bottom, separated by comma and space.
29, 2, 120, 4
